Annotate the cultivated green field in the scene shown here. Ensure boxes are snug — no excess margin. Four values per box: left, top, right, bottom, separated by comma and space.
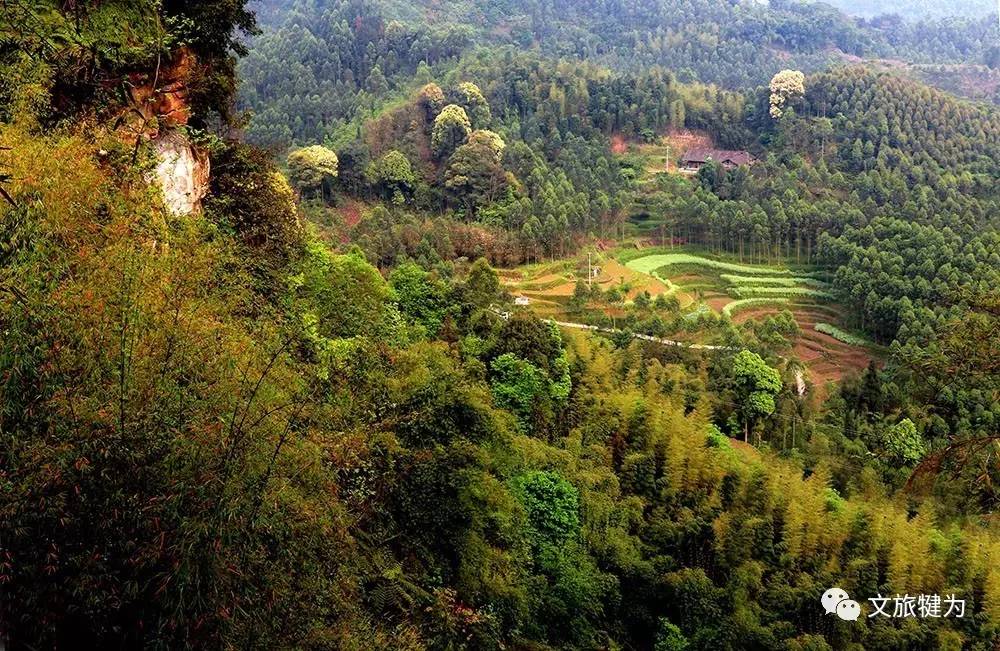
626, 253, 793, 276
720, 274, 830, 288
728, 286, 835, 300
815, 323, 873, 347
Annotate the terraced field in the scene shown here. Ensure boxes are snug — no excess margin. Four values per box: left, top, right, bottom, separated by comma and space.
624, 252, 835, 305
719, 274, 830, 288
501, 255, 673, 317
722, 297, 791, 317
502, 250, 876, 395
733, 305, 872, 391
728, 286, 834, 300
624, 251, 876, 393
626, 253, 794, 276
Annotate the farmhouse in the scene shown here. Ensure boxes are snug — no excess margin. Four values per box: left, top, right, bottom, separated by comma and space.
514, 296, 530, 306
680, 148, 754, 172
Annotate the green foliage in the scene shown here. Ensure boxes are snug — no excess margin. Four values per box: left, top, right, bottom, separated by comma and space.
365, 149, 415, 201
432, 104, 472, 159
2, 0, 256, 121
8, 3, 1000, 649
450, 81, 491, 129
663, 568, 725, 633
465, 257, 500, 309
720, 274, 829, 288
445, 129, 508, 214
879, 418, 927, 465
655, 619, 690, 651
0, 51, 53, 123
728, 286, 834, 300
730, 350, 782, 441
0, 124, 349, 648
489, 352, 553, 431
814, 323, 872, 347
286, 144, 338, 197
484, 318, 571, 418
824, 487, 846, 513
244, 0, 999, 142
549, 349, 572, 403
389, 261, 449, 335
4, 119, 999, 647
511, 470, 580, 547
786, 634, 834, 651
291, 241, 394, 339
206, 141, 303, 262
654, 292, 681, 312
569, 279, 589, 313
493, 313, 564, 377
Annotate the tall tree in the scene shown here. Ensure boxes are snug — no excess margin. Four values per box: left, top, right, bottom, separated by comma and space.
431, 104, 472, 160
286, 145, 338, 199
730, 350, 782, 443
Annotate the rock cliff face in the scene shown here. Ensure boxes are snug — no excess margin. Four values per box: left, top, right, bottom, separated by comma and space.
151, 130, 210, 216
127, 47, 210, 215
129, 47, 198, 130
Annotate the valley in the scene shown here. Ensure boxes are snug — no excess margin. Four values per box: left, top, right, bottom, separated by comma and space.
2, 1, 998, 649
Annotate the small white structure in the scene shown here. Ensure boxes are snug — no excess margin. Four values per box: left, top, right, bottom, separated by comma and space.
514, 296, 530, 306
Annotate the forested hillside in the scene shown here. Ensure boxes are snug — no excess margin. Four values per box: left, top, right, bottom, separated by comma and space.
240, 0, 1000, 146
1, 1, 999, 650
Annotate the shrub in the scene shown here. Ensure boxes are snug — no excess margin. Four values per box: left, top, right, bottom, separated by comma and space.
207, 142, 303, 260
511, 470, 580, 546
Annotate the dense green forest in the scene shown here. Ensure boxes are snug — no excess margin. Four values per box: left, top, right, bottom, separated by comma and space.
240, 0, 1000, 146
1, 0, 999, 650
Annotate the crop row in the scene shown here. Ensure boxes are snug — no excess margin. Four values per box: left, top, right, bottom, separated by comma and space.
626, 253, 792, 276
720, 274, 830, 288
814, 323, 872, 347
727, 286, 834, 300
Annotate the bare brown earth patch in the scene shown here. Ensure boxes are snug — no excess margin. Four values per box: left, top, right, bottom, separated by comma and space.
734, 305, 872, 393
705, 295, 733, 312
595, 259, 670, 297
337, 199, 364, 228
610, 134, 628, 154
662, 129, 714, 158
